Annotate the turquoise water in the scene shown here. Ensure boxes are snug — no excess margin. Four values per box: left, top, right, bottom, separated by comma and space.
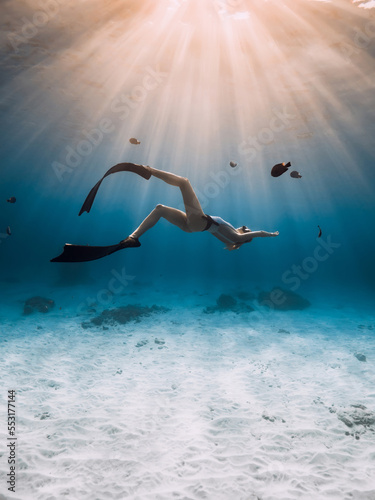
1, 0, 374, 303
1, 1, 375, 499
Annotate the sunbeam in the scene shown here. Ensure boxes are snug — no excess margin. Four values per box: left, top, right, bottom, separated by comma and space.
1, 3, 375, 499
0, 0, 374, 274
1, 1, 374, 189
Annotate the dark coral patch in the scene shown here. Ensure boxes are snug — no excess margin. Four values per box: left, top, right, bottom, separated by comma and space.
24, 296, 55, 315
258, 288, 310, 311
204, 294, 254, 314
82, 304, 169, 328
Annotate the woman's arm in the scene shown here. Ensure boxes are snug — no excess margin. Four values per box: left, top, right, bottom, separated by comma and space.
247, 230, 278, 239
237, 230, 279, 242
224, 231, 279, 250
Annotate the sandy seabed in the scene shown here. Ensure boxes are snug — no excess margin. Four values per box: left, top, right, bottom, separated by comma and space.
0, 286, 375, 500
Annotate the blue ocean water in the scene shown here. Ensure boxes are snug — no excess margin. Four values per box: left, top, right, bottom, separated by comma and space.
0, 1, 374, 304
1, 1, 375, 498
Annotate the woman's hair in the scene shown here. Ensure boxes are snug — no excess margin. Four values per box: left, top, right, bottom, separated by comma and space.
236, 226, 251, 234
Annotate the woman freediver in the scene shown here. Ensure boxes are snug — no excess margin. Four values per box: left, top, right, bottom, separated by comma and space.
51, 163, 279, 263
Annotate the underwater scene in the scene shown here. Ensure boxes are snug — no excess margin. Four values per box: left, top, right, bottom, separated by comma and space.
1, 0, 375, 499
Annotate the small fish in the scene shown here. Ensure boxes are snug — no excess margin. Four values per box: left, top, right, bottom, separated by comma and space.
6, 226, 11, 236
229, 161, 237, 168
7, 196, 16, 203
271, 161, 291, 177
318, 225, 322, 238
290, 171, 302, 179
129, 138, 140, 145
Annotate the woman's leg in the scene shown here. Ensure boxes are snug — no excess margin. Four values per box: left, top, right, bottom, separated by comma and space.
130, 204, 190, 239
149, 167, 206, 231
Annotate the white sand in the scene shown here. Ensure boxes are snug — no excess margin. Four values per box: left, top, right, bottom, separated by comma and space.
0, 286, 375, 500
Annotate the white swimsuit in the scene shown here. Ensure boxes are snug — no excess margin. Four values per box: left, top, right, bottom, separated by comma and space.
203, 215, 242, 245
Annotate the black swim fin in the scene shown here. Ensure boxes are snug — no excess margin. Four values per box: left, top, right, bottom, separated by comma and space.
79, 163, 151, 216
51, 237, 141, 263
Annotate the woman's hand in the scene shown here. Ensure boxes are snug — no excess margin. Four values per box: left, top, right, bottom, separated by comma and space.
272, 231, 279, 237
225, 243, 242, 251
